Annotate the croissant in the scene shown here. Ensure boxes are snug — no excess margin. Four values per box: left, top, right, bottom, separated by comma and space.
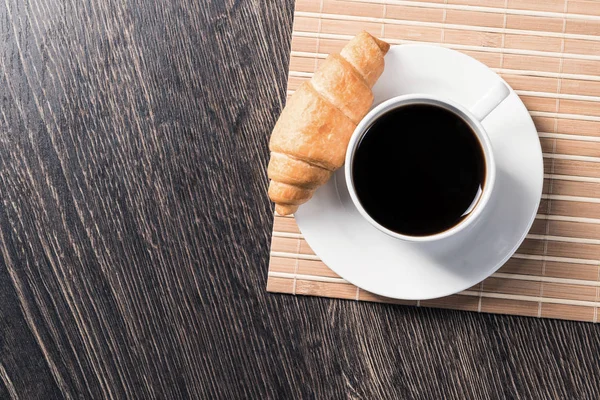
268, 31, 390, 215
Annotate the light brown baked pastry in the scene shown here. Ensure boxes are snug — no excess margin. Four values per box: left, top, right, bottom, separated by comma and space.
268, 31, 390, 215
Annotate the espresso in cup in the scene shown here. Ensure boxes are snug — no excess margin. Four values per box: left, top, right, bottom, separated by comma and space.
351, 103, 486, 237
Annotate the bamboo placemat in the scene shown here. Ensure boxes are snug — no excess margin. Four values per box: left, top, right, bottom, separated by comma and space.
267, 0, 600, 322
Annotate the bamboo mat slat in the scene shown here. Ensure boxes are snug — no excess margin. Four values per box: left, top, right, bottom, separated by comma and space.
267, 0, 600, 323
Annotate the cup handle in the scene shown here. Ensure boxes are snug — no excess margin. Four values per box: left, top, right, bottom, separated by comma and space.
469, 81, 511, 122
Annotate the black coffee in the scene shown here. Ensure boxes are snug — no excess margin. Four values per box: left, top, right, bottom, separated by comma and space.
352, 104, 486, 236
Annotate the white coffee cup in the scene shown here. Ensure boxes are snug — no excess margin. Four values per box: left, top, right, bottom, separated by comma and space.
345, 81, 510, 242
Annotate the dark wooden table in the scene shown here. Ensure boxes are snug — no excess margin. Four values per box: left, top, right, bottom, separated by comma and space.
1, 1, 599, 398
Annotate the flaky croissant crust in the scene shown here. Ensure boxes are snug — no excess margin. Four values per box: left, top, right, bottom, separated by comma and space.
268, 31, 390, 215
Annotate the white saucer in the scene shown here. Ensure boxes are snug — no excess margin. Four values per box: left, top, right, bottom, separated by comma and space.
295, 44, 544, 300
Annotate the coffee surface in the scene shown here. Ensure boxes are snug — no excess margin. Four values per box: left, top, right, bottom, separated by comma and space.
352, 104, 486, 236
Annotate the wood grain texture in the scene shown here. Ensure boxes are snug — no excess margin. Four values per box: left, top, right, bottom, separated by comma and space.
0, 0, 599, 398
